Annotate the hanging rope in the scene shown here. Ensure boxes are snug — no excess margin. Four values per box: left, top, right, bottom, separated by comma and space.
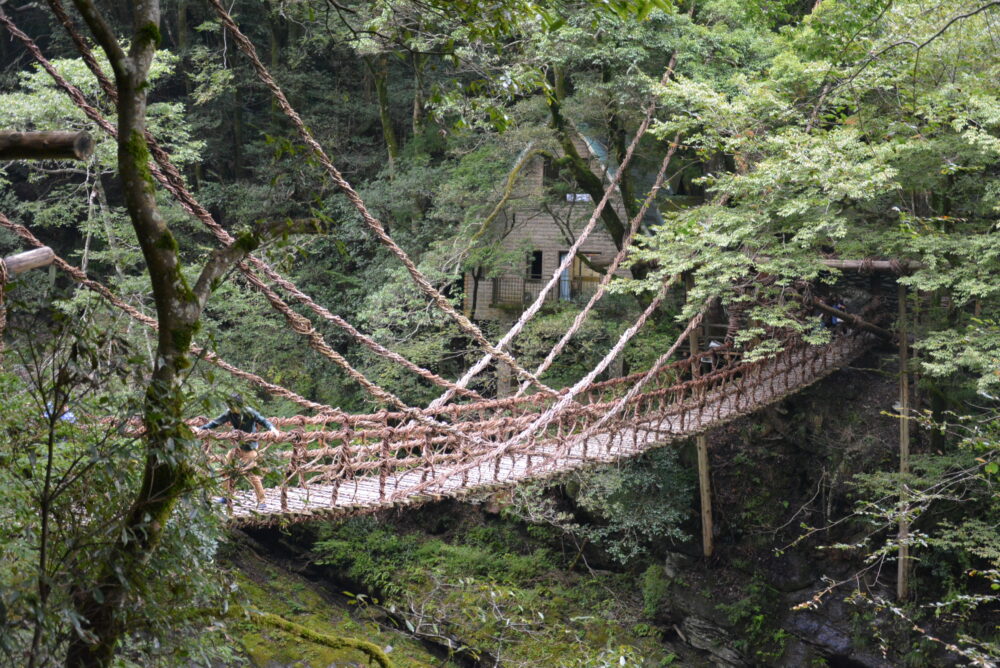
0, 256, 8, 362
206, 0, 555, 397
0, 9, 484, 403
427, 64, 678, 410
515, 134, 685, 396
393, 303, 704, 501
0, 212, 344, 414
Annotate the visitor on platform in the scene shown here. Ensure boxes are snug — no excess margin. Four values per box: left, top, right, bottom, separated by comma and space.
200, 392, 277, 511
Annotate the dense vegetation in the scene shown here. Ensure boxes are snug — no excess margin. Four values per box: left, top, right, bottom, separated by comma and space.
0, 0, 997, 665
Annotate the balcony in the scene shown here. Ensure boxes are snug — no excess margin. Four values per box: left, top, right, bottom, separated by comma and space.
490, 275, 601, 309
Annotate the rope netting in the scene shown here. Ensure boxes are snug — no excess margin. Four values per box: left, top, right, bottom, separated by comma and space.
203, 331, 872, 522
0, 255, 8, 362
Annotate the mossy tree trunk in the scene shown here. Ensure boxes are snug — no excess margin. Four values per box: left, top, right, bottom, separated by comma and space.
63, 3, 324, 664
368, 54, 400, 175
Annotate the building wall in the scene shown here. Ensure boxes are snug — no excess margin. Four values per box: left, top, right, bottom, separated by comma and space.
464, 204, 630, 321
462, 137, 631, 321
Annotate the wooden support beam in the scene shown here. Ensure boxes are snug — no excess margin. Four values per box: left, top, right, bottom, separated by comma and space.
2, 247, 56, 276
696, 433, 713, 558
0, 131, 94, 161
819, 258, 923, 273
897, 284, 911, 601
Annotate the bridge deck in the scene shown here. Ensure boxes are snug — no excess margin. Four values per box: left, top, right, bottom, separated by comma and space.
227, 336, 871, 524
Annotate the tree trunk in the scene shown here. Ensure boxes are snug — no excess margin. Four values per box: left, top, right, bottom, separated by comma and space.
232, 87, 244, 178
696, 434, 713, 557
64, 2, 196, 663
369, 54, 399, 174
412, 51, 425, 135
547, 95, 628, 256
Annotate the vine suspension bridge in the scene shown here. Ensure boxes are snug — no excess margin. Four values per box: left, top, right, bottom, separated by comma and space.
0, 4, 884, 529
204, 331, 873, 524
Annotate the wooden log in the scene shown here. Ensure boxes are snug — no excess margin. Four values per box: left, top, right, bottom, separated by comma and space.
2, 247, 55, 276
0, 131, 94, 161
696, 433, 714, 558
897, 283, 911, 601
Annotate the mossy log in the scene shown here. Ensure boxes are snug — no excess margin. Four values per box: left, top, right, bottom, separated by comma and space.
256, 612, 393, 667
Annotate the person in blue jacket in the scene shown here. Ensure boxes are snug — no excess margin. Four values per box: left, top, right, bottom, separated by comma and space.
200, 393, 278, 510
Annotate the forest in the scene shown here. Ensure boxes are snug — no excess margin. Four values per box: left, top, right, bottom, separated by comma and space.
0, 0, 998, 665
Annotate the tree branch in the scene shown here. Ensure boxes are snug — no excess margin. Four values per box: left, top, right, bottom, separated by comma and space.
192, 218, 325, 305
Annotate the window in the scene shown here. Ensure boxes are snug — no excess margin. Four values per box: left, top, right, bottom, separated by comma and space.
559, 251, 602, 300
526, 250, 543, 280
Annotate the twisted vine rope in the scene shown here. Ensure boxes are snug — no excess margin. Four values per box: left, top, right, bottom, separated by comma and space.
207, 0, 556, 399
427, 61, 680, 410
516, 132, 684, 397
0, 8, 484, 404
0, 256, 8, 362
0, 212, 343, 414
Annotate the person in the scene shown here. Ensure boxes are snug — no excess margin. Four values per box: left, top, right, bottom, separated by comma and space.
200, 393, 278, 510
44, 401, 76, 424
832, 298, 848, 328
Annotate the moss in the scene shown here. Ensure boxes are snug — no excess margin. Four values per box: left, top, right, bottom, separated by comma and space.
155, 231, 179, 252
124, 130, 155, 192
231, 556, 438, 667
170, 322, 201, 358
137, 21, 161, 48
234, 228, 259, 254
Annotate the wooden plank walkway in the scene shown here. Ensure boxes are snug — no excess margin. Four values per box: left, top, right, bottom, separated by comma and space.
227, 336, 872, 525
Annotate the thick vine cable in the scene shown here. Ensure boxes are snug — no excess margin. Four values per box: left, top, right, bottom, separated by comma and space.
426, 63, 679, 410
515, 133, 683, 396
0, 212, 341, 414
0, 9, 486, 405
207, 0, 556, 397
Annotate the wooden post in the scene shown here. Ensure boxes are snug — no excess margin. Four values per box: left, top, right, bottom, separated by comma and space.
897, 283, 910, 600
3, 247, 55, 276
0, 131, 94, 161
697, 433, 713, 557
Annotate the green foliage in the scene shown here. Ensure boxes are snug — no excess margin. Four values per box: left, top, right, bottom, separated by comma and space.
0, 318, 233, 665
716, 575, 788, 662
573, 448, 694, 564
311, 511, 679, 665
640, 563, 672, 617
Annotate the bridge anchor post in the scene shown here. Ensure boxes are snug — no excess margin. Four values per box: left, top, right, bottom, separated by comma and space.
897, 284, 911, 600
696, 433, 713, 557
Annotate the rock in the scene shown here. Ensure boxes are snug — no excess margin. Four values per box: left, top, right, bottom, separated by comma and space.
767, 551, 816, 592
681, 615, 747, 667
782, 611, 894, 668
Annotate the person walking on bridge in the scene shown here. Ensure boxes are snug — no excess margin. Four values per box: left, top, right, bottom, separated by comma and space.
200, 393, 278, 510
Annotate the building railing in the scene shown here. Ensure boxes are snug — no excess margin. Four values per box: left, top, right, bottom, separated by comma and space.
490, 275, 601, 308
